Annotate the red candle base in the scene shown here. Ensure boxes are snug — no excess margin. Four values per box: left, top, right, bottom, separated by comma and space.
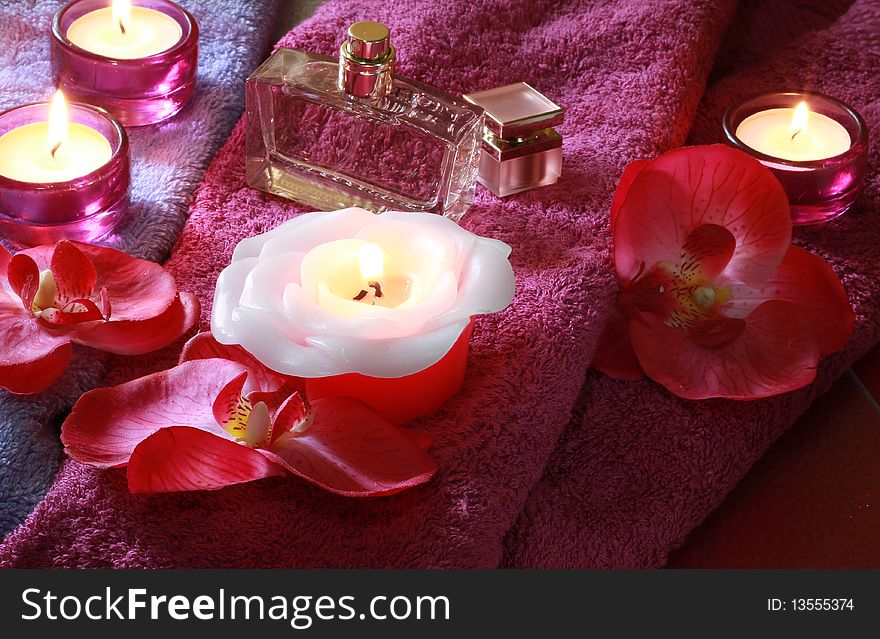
306, 320, 475, 425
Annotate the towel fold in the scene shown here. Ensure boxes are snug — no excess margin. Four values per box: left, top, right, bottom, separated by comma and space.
502, 0, 880, 568
0, 0, 736, 567
0, 0, 281, 538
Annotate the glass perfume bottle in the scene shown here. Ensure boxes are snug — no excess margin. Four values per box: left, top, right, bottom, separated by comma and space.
246, 21, 484, 222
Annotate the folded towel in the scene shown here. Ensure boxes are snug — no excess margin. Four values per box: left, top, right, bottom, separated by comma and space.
502, 0, 880, 568
0, 0, 736, 567
0, 0, 281, 538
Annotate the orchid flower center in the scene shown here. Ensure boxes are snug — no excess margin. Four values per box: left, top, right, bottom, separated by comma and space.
224, 396, 273, 448
693, 285, 716, 309
31, 269, 58, 313
623, 262, 731, 330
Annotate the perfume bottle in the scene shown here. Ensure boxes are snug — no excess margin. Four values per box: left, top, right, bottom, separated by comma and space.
464, 82, 564, 197
246, 21, 484, 221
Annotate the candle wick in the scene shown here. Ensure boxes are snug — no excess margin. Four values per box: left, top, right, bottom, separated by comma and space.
368, 281, 384, 298
790, 128, 801, 142
50, 141, 62, 159
353, 289, 368, 301
118, 19, 126, 35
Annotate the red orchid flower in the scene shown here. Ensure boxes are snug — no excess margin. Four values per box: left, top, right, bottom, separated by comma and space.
1, 240, 199, 394
593, 145, 854, 400
61, 332, 438, 496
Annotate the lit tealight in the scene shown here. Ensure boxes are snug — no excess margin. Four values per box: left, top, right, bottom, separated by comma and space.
736, 101, 851, 162
0, 90, 112, 183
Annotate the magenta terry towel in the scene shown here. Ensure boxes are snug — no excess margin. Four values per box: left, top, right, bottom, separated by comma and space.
502, 0, 880, 569
0, 0, 281, 539
0, 0, 736, 567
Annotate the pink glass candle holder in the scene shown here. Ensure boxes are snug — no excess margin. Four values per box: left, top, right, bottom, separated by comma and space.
51, 0, 199, 127
723, 91, 868, 225
0, 102, 129, 246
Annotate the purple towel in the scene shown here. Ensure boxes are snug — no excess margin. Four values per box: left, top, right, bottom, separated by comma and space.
502, 0, 880, 568
0, 0, 736, 567
0, 0, 281, 537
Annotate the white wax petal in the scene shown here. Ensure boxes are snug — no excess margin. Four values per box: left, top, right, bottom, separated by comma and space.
258, 209, 378, 259
305, 319, 473, 378
211, 257, 259, 342
355, 217, 469, 292
421, 239, 514, 333
224, 306, 346, 377
240, 252, 308, 311
231, 208, 375, 262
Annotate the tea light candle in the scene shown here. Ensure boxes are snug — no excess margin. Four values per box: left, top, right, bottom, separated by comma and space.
0, 91, 111, 183
723, 92, 868, 225
66, 0, 182, 60
735, 102, 851, 162
51, 0, 199, 126
0, 96, 129, 246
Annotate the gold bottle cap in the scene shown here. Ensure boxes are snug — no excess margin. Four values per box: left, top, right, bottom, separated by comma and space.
339, 21, 395, 98
346, 21, 392, 61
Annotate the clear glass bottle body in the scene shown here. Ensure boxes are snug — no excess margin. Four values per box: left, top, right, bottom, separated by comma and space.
246, 48, 484, 222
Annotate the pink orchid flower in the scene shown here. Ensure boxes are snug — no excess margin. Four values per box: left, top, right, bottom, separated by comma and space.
61, 332, 438, 496
1, 240, 199, 394
593, 145, 854, 400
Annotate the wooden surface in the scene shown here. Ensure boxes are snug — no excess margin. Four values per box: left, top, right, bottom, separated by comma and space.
669, 345, 880, 568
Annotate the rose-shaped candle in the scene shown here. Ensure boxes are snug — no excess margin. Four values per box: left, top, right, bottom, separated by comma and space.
212, 208, 515, 424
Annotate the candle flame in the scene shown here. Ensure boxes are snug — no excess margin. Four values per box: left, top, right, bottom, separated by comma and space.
112, 0, 131, 35
47, 90, 68, 160
789, 101, 809, 141
358, 243, 385, 281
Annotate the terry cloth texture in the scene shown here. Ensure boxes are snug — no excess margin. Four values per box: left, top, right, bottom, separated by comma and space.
0, 0, 737, 567
501, 0, 880, 568
0, 0, 281, 537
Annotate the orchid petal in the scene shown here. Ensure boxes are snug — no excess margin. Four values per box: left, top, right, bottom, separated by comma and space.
722, 246, 854, 355
629, 300, 819, 399
50, 241, 96, 304
271, 391, 310, 438
212, 371, 249, 431
180, 332, 290, 394
0, 340, 72, 395
592, 304, 644, 380
679, 223, 736, 282
61, 359, 247, 468
614, 145, 791, 285
0, 298, 73, 394
127, 426, 283, 493
73, 242, 178, 322
39, 297, 105, 326
405, 429, 434, 451
305, 319, 471, 378
7, 253, 39, 311
263, 397, 437, 497
72, 291, 200, 355
610, 159, 649, 235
